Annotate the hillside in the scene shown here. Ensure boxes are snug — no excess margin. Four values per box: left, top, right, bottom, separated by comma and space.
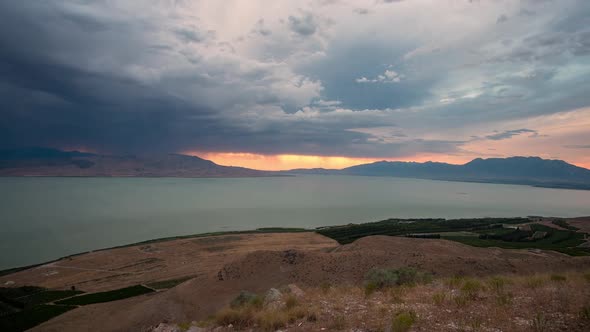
1, 219, 590, 331
0, 148, 270, 177
289, 156, 590, 190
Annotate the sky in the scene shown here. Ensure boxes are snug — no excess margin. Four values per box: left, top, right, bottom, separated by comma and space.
1, 0, 590, 170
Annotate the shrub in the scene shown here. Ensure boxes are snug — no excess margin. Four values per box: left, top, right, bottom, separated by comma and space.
524, 276, 545, 289
580, 305, 590, 320
364, 267, 431, 293
461, 279, 483, 300
320, 281, 331, 294
255, 310, 288, 331
495, 292, 513, 306
445, 275, 464, 288
389, 287, 405, 303
432, 291, 446, 306
487, 276, 508, 293
391, 310, 417, 332
531, 312, 547, 332
583, 273, 590, 283
454, 294, 468, 307
365, 281, 378, 297
285, 294, 298, 310
230, 291, 262, 309
550, 274, 566, 282
330, 314, 346, 330
214, 307, 256, 329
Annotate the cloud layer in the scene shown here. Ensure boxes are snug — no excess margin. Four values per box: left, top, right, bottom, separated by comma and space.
0, 0, 589, 166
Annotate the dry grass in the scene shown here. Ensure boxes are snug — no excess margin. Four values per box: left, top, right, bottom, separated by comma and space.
202, 270, 590, 331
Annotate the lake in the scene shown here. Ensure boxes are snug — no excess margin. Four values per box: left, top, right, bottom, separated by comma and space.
1, 175, 590, 270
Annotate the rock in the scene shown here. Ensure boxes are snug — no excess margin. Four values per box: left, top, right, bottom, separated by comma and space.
264, 288, 283, 309
287, 284, 305, 298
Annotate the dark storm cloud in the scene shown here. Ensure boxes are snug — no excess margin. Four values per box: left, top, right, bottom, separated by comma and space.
288, 13, 317, 36
485, 129, 538, 141
0, 0, 589, 160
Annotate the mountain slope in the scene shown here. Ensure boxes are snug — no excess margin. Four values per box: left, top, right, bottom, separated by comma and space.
290, 156, 590, 190
0, 148, 271, 177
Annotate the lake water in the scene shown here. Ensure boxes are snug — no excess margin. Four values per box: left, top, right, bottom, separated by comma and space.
1, 175, 590, 269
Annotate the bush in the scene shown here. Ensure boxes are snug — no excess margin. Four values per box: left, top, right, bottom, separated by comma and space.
320, 281, 331, 294
255, 310, 289, 331
230, 291, 262, 309
392, 310, 417, 332
550, 274, 566, 282
461, 279, 483, 300
487, 276, 507, 293
531, 312, 547, 332
454, 294, 468, 307
285, 294, 298, 310
364, 281, 378, 297
524, 276, 545, 289
330, 314, 346, 330
432, 291, 446, 306
495, 292, 513, 306
214, 307, 256, 329
364, 267, 431, 293
580, 305, 590, 320
445, 275, 464, 288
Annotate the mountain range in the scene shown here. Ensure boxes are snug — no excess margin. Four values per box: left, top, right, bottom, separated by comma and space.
288, 157, 590, 190
0, 147, 268, 177
1, 147, 590, 190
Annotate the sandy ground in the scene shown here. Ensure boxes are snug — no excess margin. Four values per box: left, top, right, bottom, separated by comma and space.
0, 232, 337, 292
21, 232, 590, 332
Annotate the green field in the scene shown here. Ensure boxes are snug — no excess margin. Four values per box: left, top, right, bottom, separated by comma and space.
316, 218, 590, 256
0, 287, 84, 331
146, 276, 194, 290
316, 217, 527, 244
55, 285, 154, 306
0, 304, 77, 331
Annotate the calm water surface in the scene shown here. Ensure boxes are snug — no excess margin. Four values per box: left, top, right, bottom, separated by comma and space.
1, 175, 590, 269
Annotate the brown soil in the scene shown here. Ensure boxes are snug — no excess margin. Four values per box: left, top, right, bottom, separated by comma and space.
567, 217, 590, 233
20, 233, 590, 332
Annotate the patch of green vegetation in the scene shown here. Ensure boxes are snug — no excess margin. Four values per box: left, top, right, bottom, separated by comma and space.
391, 310, 416, 332
444, 223, 589, 255
0, 304, 76, 332
317, 217, 527, 244
364, 267, 431, 295
146, 276, 194, 290
550, 274, 567, 282
55, 285, 153, 306
0, 286, 83, 318
230, 291, 263, 309
16, 289, 83, 307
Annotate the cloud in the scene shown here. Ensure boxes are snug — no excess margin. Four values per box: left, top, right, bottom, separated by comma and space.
356, 70, 404, 83
288, 13, 317, 36
484, 129, 538, 141
0, 0, 588, 165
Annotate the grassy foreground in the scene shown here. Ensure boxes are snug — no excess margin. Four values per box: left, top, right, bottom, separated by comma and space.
194, 270, 590, 331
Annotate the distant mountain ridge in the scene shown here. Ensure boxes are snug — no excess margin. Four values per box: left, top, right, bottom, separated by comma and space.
0, 147, 270, 177
289, 156, 590, 190
1, 148, 589, 189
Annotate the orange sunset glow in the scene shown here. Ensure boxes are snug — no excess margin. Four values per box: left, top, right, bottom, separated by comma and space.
184, 152, 491, 171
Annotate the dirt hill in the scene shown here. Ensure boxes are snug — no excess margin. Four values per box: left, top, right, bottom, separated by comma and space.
27, 234, 590, 332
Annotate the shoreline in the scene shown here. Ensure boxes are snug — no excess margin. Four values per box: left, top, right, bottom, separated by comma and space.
0, 227, 311, 277
3, 216, 590, 276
